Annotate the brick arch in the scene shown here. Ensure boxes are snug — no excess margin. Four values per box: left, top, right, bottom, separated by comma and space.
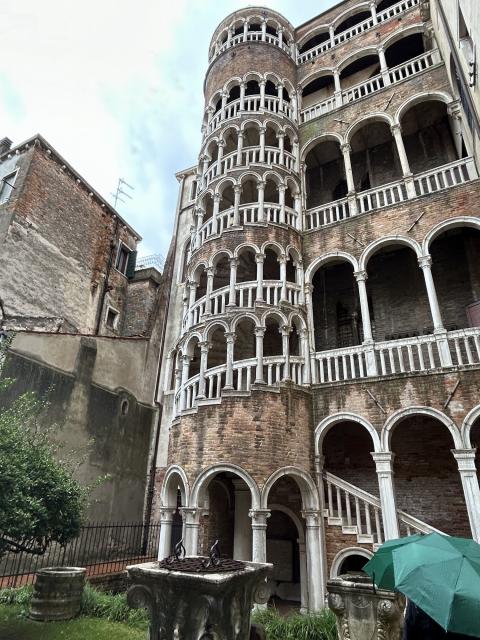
315, 412, 381, 454
191, 463, 261, 509
381, 406, 463, 452
260, 467, 319, 510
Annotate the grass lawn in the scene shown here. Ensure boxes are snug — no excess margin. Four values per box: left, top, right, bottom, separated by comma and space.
0, 605, 147, 640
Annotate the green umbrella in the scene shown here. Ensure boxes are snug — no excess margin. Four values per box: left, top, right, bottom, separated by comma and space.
364, 533, 480, 637
363, 533, 423, 590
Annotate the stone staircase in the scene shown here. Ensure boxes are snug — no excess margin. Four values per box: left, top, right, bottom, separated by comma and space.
323, 471, 444, 550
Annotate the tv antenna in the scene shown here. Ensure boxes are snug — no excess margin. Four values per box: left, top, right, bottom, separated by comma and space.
111, 178, 134, 208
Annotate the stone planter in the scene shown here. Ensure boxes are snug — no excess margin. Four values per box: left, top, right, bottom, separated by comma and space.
127, 558, 272, 639
29, 567, 86, 621
327, 574, 405, 640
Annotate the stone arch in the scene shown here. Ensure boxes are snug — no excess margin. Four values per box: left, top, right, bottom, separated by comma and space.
268, 503, 305, 542
234, 242, 261, 258
191, 463, 261, 509
261, 467, 319, 510
288, 311, 307, 332
204, 319, 230, 342
394, 91, 454, 125
382, 23, 428, 50
231, 312, 261, 333
332, 2, 371, 31
209, 248, 233, 268
297, 24, 330, 51
161, 465, 190, 507
359, 235, 422, 271
299, 67, 336, 91
381, 406, 463, 452
223, 76, 243, 94
337, 46, 381, 75
214, 175, 237, 196
345, 112, 394, 144
462, 405, 480, 448
189, 260, 209, 284
240, 118, 263, 133
422, 216, 480, 255
315, 412, 381, 455
305, 251, 359, 284
242, 70, 263, 85
183, 332, 203, 356
261, 308, 289, 328
330, 547, 373, 578
301, 132, 345, 163
261, 240, 285, 258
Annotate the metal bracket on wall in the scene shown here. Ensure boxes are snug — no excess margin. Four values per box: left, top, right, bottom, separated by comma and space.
365, 388, 387, 414
347, 233, 365, 247
443, 379, 460, 409
407, 211, 425, 233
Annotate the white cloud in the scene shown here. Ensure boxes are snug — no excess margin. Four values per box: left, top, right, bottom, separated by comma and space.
0, 0, 335, 256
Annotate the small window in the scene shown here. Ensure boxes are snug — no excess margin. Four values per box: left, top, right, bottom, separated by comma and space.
459, 5, 474, 62
190, 180, 198, 201
0, 172, 17, 204
105, 307, 119, 330
115, 244, 131, 275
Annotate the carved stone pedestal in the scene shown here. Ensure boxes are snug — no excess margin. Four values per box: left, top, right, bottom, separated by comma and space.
327, 574, 405, 640
127, 559, 272, 639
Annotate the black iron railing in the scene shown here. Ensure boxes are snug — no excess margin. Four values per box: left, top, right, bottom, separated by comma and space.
0, 522, 160, 588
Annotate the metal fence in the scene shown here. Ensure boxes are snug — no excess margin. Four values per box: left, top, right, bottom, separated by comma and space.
0, 522, 160, 588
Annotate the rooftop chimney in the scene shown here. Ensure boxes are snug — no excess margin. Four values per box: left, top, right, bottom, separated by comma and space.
0, 137, 13, 155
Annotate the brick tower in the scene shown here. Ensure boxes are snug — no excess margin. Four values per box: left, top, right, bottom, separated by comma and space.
155, 0, 480, 610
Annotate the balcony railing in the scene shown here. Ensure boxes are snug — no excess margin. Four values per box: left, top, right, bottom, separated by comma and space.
212, 31, 293, 62
206, 95, 294, 137
297, 0, 419, 65
204, 146, 296, 187
305, 157, 478, 231
180, 355, 305, 411
183, 280, 302, 331
314, 327, 480, 385
301, 49, 441, 123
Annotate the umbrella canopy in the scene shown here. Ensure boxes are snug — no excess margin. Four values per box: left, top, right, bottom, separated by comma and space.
364, 533, 480, 637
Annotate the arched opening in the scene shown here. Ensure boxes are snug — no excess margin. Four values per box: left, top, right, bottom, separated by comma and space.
299, 30, 329, 55
265, 21, 278, 38
265, 125, 278, 149
236, 246, 257, 284
264, 179, 280, 204
338, 553, 369, 576
335, 10, 371, 35
248, 21, 262, 34
305, 139, 346, 207
350, 120, 402, 191
384, 33, 426, 68
400, 99, 464, 174
199, 472, 255, 561
162, 470, 188, 556
390, 415, 470, 536
284, 131, 293, 154
207, 326, 227, 370
340, 54, 380, 91
430, 227, 480, 331
243, 123, 260, 148
289, 317, 301, 356
312, 260, 361, 351
245, 79, 260, 96
302, 74, 335, 110
239, 178, 257, 205
226, 84, 240, 104
377, 0, 401, 12
206, 140, 219, 166
264, 315, 283, 357
234, 317, 257, 361
286, 250, 297, 284
187, 336, 201, 379
223, 127, 238, 156
265, 80, 277, 98
266, 479, 307, 609
366, 244, 431, 341
212, 255, 230, 292
264, 248, 281, 281
202, 193, 214, 222
471, 418, 480, 475
194, 266, 208, 301
219, 183, 234, 213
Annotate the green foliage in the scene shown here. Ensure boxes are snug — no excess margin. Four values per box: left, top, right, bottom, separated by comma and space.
0, 585, 33, 607
0, 337, 87, 557
252, 607, 338, 640
81, 583, 148, 627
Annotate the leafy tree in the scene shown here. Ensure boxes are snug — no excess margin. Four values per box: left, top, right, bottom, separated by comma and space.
0, 335, 87, 557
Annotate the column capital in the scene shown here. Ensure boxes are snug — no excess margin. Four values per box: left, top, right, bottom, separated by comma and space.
278, 254, 288, 264
233, 184, 242, 194
187, 279, 198, 288
418, 254, 432, 269
237, 130, 245, 139
213, 193, 221, 203
301, 510, 322, 526
221, 90, 229, 99
254, 326, 266, 337
159, 507, 176, 521
277, 131, 285, 139
206, 106, 215, 115
371, 451, 396, 473
249, 509, 271, 527
225, 331, 237, 344
377, 44, 385, 54
277, 183, 286, 193
182, 354, 192, 364
391, 122, 402, 135
447, 100, 462, 119
281, 324, 292, 335
257, 179, 265, 190
341, 142, 352, 155
304, 282, 313, 294
299, 328, 309, 338
258, 79, 267, 87
255, 253, 265, 264
199, 341, 212, 353
354, 269, 368, 282
229, 256, 239, 267
452, 449, 478, 471
206, 266, 215, 277
217, 139, 226, 148
179, 506, 201, 522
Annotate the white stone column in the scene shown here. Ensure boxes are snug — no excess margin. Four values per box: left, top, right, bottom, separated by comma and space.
182, 508, 200, 556
197, 341, 211, 399
452, 449, 480, 542
255, 254, 265, 302
341, 143, 358, 215
293, 138, 300, 172
329, 25, 335, 47
354, 270, 378, 376
201, 155, 210, 188
239, 82, 246, 111
236, 132, 244, 165
212, 193, 221, 235
207, 106, 214, 125
370, 0, 378, 23
221, 91, 229, 120
217, 139, 225, 172
447, 101, 467, 159
158, 507, 176, 560
257, 180, 265, 222
224, 332, 236, 389
291, 90, 298, 121
259, 80, 266, 109
302, 510, 326, 610
249, 509, 271, 562
259, 126, 266, 163
294, 194, 303, 231
277, 83, 284, 113
179, 354, 191, 412
371, 452, 400, 540
418, 255, 452, 367
255, 327, 266, 383
304, 283, 318, 384
298, 540, 308, 613
277, 27, 283, 49
227, 27, 233, 47
188, 282, 198, 329
227, 257, 238, 307
300, 328, 311, 384
282, 325, 291, 380
204, 266, 215, 315
278, 132, 285, 165
233, 185, 242, 226
333, 70, 343, 108
378, 46, 391, 86
279, 255, 288, 302
261, 19, 267, 41
174, 367, 182, 415
233, 480, 252, 560
195, 209, 204, 249
391, 124, 416, 198
243, 20, 248, 42
278, 184, 286, 224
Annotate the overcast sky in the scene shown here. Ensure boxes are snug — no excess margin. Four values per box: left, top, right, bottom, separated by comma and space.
0, 1, 336, 257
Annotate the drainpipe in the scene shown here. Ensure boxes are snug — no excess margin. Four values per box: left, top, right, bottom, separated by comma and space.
94, 218, 120, 335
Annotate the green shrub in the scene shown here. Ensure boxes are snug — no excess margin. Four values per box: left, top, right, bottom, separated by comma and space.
252, 607, 338, 640
81, 583, 148, 628
0, 585, 33, 606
